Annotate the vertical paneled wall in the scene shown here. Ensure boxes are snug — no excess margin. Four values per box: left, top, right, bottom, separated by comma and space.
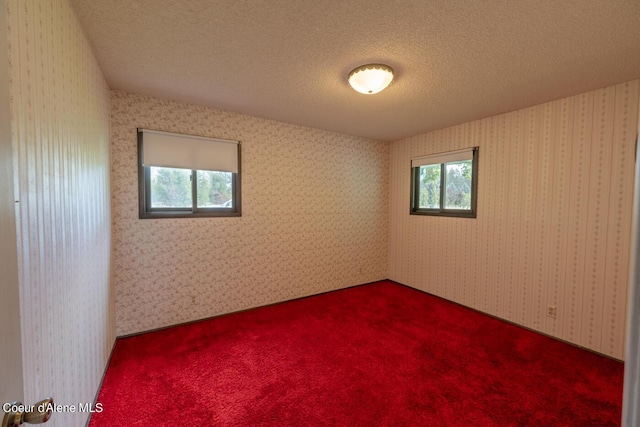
111, 91, 389, 336
389, 80, 639, 359
7, 1, 113, 426
0, 0, 23, 407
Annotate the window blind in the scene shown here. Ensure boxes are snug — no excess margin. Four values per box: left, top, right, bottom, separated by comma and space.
140, 129, 239, 173
411, 147, 475, 168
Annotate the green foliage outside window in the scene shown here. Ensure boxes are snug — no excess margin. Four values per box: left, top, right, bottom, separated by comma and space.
197, 170, 233, 207
444, 160, 472, 209
419, 164, 441, 209
417, 160, 473, 211
150, 167, 232, 208
151, 167, 191, 208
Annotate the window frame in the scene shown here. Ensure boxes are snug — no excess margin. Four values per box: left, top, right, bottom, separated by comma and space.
137, 130, 242, 219
410, 147, 478, 218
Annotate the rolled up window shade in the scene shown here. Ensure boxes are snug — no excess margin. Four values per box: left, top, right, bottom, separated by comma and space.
140, 129, 239, 173
411, 147, 475, 168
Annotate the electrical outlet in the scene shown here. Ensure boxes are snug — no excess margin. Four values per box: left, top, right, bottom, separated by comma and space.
547, 305, 557, 318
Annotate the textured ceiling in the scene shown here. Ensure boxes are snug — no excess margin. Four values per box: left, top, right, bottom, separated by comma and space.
70, 0, 640, 141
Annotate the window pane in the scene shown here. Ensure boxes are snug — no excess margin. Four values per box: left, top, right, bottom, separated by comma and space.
196, 170, 233, 208
444, 160, 472, 210
418, 164, 441, 209
150, 166, 192, 208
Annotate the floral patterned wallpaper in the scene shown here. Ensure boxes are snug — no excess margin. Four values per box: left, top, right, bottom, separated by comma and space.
111, 91, 389, 336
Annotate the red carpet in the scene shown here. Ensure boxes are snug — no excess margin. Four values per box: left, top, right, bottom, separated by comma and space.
90, 281, 623, 426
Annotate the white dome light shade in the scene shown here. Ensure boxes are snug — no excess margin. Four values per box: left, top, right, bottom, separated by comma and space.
348, 64, 394, 95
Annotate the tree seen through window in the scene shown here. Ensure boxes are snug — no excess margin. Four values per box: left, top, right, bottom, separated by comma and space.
150, 166, 232, 208
419, 160, 471, 210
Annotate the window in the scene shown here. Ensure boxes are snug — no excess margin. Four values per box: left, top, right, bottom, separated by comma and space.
138, 129, 241, 218
410, 147, 478, 218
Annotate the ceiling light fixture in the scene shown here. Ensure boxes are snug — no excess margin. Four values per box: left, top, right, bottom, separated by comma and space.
348, 63, 395, 95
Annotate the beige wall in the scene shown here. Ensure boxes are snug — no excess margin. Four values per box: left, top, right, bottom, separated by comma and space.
111, 91, 389, 336
389, 80, 640, 360
0, 0, 23, 407
622, 94, 640, 425
7, 1, 113, 426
